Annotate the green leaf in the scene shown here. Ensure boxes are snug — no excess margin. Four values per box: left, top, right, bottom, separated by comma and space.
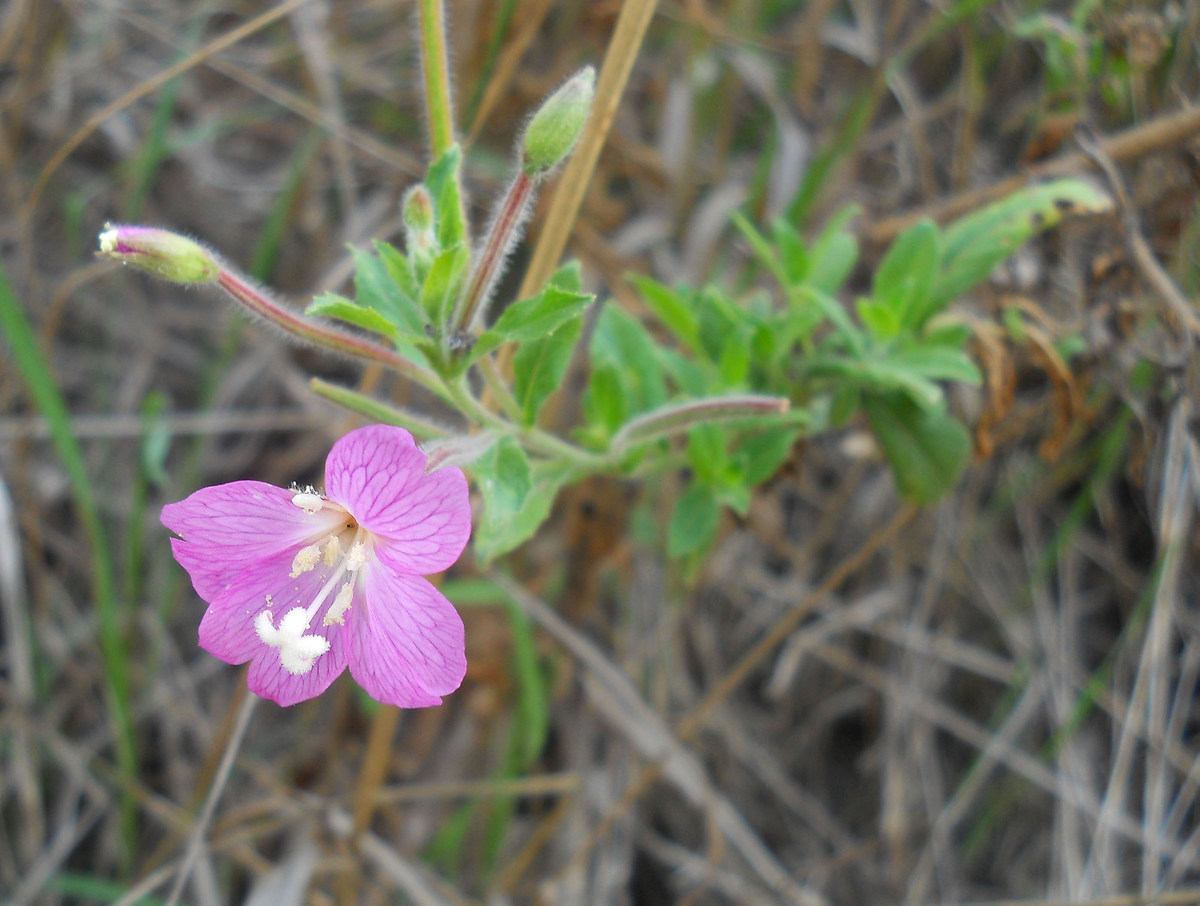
473, 461, 574, 562
655, 347, 709, 396
582, 363, 627, 439
590, 304, 668, 415
352, 245, 425, 334
803, 354, 943, 408
687, 423, 727, 484
512, 315, 583, 425
425, 144, 466, 250
420, 243, 469, 326
736, 426, 801, 486
856, 297, 901, 339
486, 284, 593, 343
694, 285, 745, 363
307, 292, 400, 341
375, 241, 422, 320
862, 391, 972, 503
717, 327, 751, 387
731, 210, 788, 286
668, 482, 721, 558
872, 219, 940, 333
929, 179, 1111, 319
806, 207, 860, 294
548, 259, 583, 292
793, 285, 864, 354
770, 219, 810, 284
628, 273, 703, 356
884, 346, 982, 386
472, 435, 532, 531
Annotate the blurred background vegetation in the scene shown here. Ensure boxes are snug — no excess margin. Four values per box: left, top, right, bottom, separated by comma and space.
2, 1, 1200, 904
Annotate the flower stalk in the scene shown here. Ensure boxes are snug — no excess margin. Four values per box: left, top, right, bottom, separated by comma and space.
308, 378, 452, 439
99, 224, 449, 400
453, 171, 535, 335
610, 394, 792, 453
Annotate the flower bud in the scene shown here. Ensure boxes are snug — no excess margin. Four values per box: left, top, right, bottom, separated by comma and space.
97, 224, 219, 284
520, 66, 595, 178
403, 185, 435, 234
402, 185, 437, 268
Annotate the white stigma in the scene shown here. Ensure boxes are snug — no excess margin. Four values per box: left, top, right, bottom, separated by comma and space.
255, 608, 331, 676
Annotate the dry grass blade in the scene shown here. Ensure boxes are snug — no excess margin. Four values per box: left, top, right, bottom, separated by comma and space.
515, 0, 661, 302
492, 571, 819, 905
22, 0, 316, 222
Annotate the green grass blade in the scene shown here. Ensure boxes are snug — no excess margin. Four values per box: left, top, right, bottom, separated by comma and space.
0, 261, 137, 857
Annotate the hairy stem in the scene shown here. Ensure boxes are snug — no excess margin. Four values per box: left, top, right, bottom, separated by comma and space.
418, 0, 456, 161
213, 268, 448, 400
454, 170, 535, 335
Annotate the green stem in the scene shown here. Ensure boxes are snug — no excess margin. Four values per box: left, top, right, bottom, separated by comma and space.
309, 378, 453, 439
447, 375, 609, 471
418, 0, 456, 161
476, 354, 525, 424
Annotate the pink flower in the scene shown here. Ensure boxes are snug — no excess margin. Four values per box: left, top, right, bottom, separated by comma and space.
161, 425, 471, 707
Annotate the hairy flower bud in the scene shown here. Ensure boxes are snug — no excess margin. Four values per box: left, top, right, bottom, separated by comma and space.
520, 66, 595, 178
402, 185, 437, 268
98, 225, 219, 284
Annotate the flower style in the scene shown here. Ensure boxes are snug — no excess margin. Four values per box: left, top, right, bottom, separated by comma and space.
162, 425, 471, 707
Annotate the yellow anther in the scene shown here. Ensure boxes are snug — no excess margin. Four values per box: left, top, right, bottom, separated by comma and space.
323, 582, 354, 626
289, 544, 321, 578
323, 535, 341, 567
345, 542, 368, 572
291, 491, 323, 514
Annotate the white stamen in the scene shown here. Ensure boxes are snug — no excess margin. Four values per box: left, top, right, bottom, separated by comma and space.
322, 535, 341, 567
291, 491, 324, 514
289, 544, 321, 578
345, 542, 368, 571
323, 581, 354, 626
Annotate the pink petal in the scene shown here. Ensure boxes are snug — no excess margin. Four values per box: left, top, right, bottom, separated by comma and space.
163, 481, 344, 598
346, 564, 466, 708
247, 623, 346, 707
196, 546, 349, 706
324, 426, 471, 573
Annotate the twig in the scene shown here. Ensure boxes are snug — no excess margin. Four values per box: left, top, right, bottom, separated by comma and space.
867, 103, 1200, 245
163, 693, 259, 906
1074, 125, 1200, 346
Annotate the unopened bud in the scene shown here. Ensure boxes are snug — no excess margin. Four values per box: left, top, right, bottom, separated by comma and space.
402, 185, 437, 268
403, 185, 435, 233
520, 66, 594, 178
97, 224, 218, 284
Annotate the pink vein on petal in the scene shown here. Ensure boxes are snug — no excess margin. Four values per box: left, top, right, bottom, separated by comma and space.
346, 566, 466, 708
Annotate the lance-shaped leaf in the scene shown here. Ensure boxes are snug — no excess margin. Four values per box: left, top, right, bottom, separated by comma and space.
862, 391, 972, 504
471, 284, 594, 360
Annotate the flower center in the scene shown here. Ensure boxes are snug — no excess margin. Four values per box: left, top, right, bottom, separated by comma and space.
254, 495, 370, 675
